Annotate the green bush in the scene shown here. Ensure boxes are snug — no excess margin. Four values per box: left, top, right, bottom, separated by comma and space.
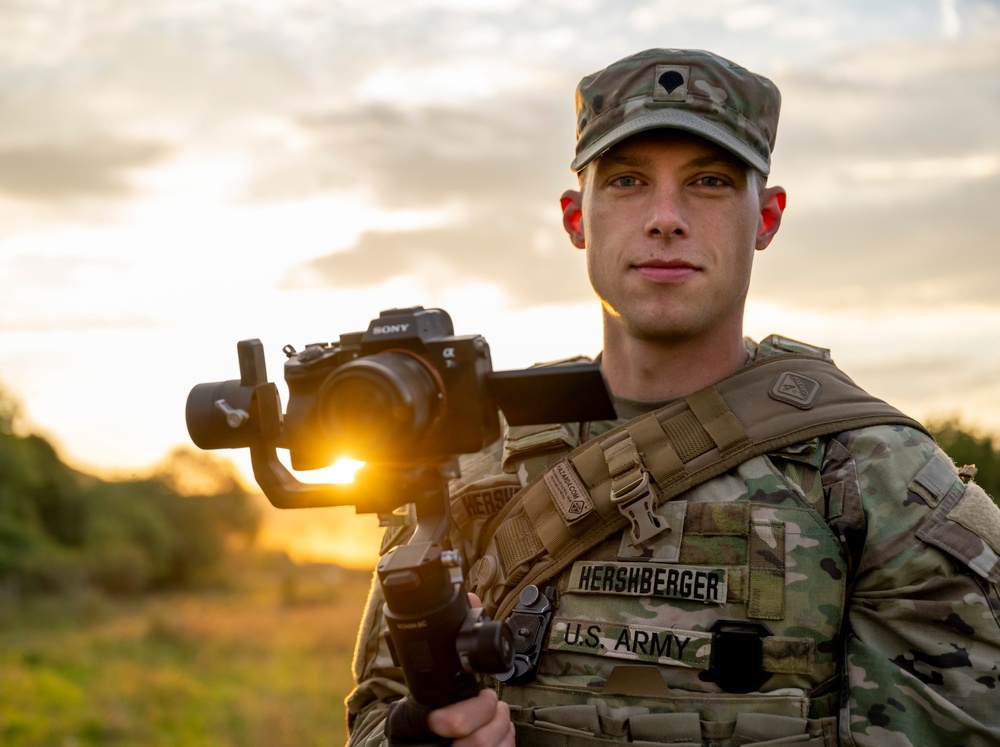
928, 418, 1000, 506
0, 386, 259, 596
0, 515, 89, 595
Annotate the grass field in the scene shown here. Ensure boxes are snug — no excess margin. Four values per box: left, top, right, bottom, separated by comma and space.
0, 551, 373, 747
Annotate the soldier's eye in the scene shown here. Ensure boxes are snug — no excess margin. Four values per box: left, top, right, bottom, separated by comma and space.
612, 175, 640, 188
698, 176, 727, 187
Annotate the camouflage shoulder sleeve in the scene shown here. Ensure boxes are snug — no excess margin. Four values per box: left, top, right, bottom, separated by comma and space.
839, 424, 1000, 746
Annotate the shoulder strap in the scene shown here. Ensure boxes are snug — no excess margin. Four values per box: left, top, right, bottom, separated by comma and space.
471, 353, 928, 619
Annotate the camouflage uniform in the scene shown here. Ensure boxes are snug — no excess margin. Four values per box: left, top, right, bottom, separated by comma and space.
347, 49, 1000, 746
347, 338, 1000, 746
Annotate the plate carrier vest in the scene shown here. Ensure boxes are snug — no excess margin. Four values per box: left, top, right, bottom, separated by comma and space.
458, 338, 927, 747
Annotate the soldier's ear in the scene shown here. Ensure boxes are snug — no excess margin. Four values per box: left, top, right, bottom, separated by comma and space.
756, 186, 786, 251
561, 189, 586, 249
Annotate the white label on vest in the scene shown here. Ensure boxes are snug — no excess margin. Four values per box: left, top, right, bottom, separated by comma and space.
548, 617, 713, 670
543, 460, 594, 524
568, 561, 727, 604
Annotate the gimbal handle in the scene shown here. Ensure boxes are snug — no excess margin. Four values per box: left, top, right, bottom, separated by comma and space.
247, 441, 512, 744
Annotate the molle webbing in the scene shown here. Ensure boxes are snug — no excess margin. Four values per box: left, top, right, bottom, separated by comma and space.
474, 354, 927, 620
510, 710, 838, 747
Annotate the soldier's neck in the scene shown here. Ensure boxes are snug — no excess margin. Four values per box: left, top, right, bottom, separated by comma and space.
600, 323, 749, 402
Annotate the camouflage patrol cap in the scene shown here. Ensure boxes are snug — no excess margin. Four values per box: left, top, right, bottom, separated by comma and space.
571, 49, 780, 175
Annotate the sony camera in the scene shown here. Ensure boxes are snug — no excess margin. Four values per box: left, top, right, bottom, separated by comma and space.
187, 305, 615, 477
282, 306, 498, 470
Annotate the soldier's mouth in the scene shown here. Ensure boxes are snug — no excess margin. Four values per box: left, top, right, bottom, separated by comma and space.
633, 260, 699, 282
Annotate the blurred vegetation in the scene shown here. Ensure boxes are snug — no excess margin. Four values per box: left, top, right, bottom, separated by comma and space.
0, 385, 260, 597
928, 417, 1000, 505
0, 551, 370, 747
0, 384, 369, 746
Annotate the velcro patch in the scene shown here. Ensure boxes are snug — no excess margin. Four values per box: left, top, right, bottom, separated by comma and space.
549, 618, 712, 670
544, 460, 594, 524
653, 65, 689, 102
917, 480, 1000, 584
683, 501, 750, 536
948, 481, 1000, 556
909, 452, 957, 507
568, 561, 727, 604
769, 372, 822, 409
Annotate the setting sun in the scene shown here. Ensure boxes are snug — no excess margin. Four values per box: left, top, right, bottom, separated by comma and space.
298, 457, 367, 485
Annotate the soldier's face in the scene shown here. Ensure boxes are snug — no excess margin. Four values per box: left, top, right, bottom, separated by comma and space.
562, 130, 784, 346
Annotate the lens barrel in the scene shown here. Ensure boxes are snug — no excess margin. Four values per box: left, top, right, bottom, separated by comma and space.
316, 351, 441, 459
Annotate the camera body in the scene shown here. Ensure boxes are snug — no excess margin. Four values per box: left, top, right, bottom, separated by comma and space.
188, 305, 616, 479
282, 306, 498, 470
187, 306, 502, 472
281, 307, 498, 470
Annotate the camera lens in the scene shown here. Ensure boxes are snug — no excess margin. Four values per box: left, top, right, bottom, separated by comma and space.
317, 351, 442, 459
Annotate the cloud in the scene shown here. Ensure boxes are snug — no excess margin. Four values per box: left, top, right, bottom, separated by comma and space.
774, 32, 999, 159
298, 217, 590, 307
753, 30, 1000, 310
288, 100, 573, 208
848, 348, 1000, 427
0, 315, 157, 334
755, 170, 1000, 308
275, 98, 592, 306
4, 0, 998, 313
0, 140, 171, 202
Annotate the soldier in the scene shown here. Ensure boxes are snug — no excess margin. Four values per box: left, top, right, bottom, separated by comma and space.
347, 48, 1000, 746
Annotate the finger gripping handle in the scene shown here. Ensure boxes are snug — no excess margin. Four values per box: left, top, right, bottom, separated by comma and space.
386, 697, 449, 747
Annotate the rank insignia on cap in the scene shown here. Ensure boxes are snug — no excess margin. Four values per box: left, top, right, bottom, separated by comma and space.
653, 65, 689, 101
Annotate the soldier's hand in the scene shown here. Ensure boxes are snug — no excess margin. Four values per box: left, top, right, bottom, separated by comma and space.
426, 688, 515, 747
422, 592, 514, 745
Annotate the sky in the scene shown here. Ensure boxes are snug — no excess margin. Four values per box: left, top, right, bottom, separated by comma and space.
1, 0, 998, 567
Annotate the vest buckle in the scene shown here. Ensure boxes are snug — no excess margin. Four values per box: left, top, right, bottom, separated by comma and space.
704, 619, 773, 694
610, 469, 669, 545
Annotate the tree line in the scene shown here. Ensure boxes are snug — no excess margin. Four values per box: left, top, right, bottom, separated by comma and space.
926, 417, 1000, 504
0, 386, 259, 596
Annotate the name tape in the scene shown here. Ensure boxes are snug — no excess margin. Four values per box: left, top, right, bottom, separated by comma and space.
452, 484, 520, 527
568, 561, 727, 604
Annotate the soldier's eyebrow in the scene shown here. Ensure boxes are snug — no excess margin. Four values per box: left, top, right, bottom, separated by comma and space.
596, 151, 745, 172
686, 153, 745, 171
597, 153, 652, 170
